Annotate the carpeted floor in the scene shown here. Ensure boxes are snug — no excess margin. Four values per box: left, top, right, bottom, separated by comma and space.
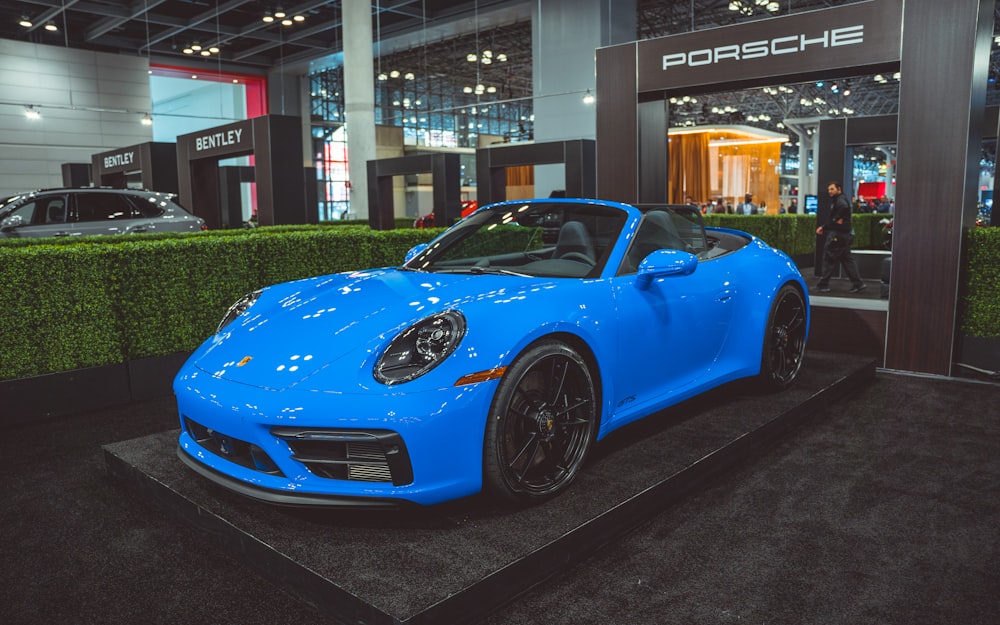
2, 367, 998, 625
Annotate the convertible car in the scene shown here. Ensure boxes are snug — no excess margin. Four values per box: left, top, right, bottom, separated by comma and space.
175, 199, 809, 507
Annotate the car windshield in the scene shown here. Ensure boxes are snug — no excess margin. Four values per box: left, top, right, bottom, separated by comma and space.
404, 200, 629, 278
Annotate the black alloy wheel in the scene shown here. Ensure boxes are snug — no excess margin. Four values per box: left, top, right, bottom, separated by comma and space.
483, 341, 598, 505
760, 284, 808, 390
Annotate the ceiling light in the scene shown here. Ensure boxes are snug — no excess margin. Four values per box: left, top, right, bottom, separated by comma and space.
728, 1, 742, 11
467, 53, 477, 62
487, 86, 497, 93
293, 15, 305, 22
404, 72, 415, 80
263, 14, 274, 23
281, 18, 293, 26
377, 72, 388, 81
183, 47, 194, 54
44, 22, 57, 32
140, 113, 153, 126
274, 10, 286, 18
24, 105, 40, 120
18, 17, 32, 28
496, 53, 507, 62
482, 50, 493, 58
200, 50, 210, 56
389, 69, 400, 78
191, 44, 202, 51
582, 89, 595, 105
209, 46, 219, 54
463, 86, 473, 93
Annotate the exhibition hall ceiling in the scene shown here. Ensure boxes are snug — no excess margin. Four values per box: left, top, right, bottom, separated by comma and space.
2, 0, 999, 153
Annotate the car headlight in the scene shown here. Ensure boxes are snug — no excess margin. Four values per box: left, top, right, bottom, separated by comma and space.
216, 289, 262, 333
374, 310, 466, 385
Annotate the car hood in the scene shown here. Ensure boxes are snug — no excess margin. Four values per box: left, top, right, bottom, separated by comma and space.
191, 268, 537, 392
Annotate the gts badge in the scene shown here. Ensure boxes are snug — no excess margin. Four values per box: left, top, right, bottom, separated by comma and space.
616, 395, 636, 408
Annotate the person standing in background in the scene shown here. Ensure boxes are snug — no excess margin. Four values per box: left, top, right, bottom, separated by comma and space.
816, 181, 866, 294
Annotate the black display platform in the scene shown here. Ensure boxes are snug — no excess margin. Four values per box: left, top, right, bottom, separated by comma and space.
104, 351, 874, 625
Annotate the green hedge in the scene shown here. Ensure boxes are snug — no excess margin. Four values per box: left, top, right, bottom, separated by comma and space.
0, 226, 442, 380
4, 216, 994, 381
961, 226, 1000, 338
703, 214, 818, 256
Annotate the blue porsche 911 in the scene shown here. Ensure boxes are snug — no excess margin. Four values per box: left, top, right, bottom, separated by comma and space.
174, 199, 809, 507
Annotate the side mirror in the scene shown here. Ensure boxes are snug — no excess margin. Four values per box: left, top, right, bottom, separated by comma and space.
1, 215, 24, 232
404, 243, 429, 264
635, 248, 697, 289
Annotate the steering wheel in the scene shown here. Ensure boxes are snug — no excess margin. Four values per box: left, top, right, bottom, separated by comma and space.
558, 252, 595, 265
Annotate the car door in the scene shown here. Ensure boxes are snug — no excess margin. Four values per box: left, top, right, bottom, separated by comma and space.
606, 213, 739, 429
72, 192, 142, 235
0, 194, 73, 238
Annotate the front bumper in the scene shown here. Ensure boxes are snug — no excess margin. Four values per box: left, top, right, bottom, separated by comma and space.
174, 368, 499, 506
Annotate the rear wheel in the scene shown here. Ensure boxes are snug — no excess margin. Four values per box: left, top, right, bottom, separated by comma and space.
483, 341, 597, 505
759, 284, 807, 390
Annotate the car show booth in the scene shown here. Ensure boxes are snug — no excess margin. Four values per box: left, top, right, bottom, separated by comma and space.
91, 142, 179, 193
176, 114, 311, 230
595, 0, 992, 377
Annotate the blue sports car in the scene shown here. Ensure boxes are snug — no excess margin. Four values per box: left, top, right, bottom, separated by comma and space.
175, 199, 809, 507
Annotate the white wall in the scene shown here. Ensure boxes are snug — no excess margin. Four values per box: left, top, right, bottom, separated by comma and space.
0, 39, 152, 198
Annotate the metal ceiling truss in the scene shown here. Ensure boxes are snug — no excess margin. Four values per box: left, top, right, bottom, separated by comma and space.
2, 0, 999, 150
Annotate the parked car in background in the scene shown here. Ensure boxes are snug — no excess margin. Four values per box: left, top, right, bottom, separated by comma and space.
0, 188, 205, 238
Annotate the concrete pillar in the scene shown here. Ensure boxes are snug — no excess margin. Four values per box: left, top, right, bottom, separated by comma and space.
342, 0, 377, 219
532, 0, 635, 198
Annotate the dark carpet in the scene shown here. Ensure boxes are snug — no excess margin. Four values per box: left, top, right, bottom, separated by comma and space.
2, 367, 998, 625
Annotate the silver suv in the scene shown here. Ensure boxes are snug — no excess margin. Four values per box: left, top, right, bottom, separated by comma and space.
0, 188, 205, 238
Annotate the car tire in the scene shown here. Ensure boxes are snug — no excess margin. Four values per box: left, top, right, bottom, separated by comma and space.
483, 340, 598, 505
759, 283, 808, 390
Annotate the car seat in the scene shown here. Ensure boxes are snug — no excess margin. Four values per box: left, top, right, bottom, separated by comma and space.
553, 220, 595, 262
47, 201, 66, 224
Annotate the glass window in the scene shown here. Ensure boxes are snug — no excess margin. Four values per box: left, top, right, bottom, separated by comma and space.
75, 193, 138, 222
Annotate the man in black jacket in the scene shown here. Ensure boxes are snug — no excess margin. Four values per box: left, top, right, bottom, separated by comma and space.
815, 181, 866, 293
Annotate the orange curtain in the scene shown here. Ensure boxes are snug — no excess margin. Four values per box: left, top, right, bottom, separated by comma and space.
506, 165, 534, 186
668, 133, 711, 205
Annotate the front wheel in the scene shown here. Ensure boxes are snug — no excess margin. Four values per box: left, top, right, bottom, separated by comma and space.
759, 284, 808, 390
483, 341, 598, 505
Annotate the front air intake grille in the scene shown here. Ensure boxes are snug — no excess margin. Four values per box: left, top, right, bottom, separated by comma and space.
270, 427, 413, 486
184, 417, 283, 476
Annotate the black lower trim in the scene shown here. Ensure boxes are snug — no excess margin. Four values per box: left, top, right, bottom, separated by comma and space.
176, 446, 416, 509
